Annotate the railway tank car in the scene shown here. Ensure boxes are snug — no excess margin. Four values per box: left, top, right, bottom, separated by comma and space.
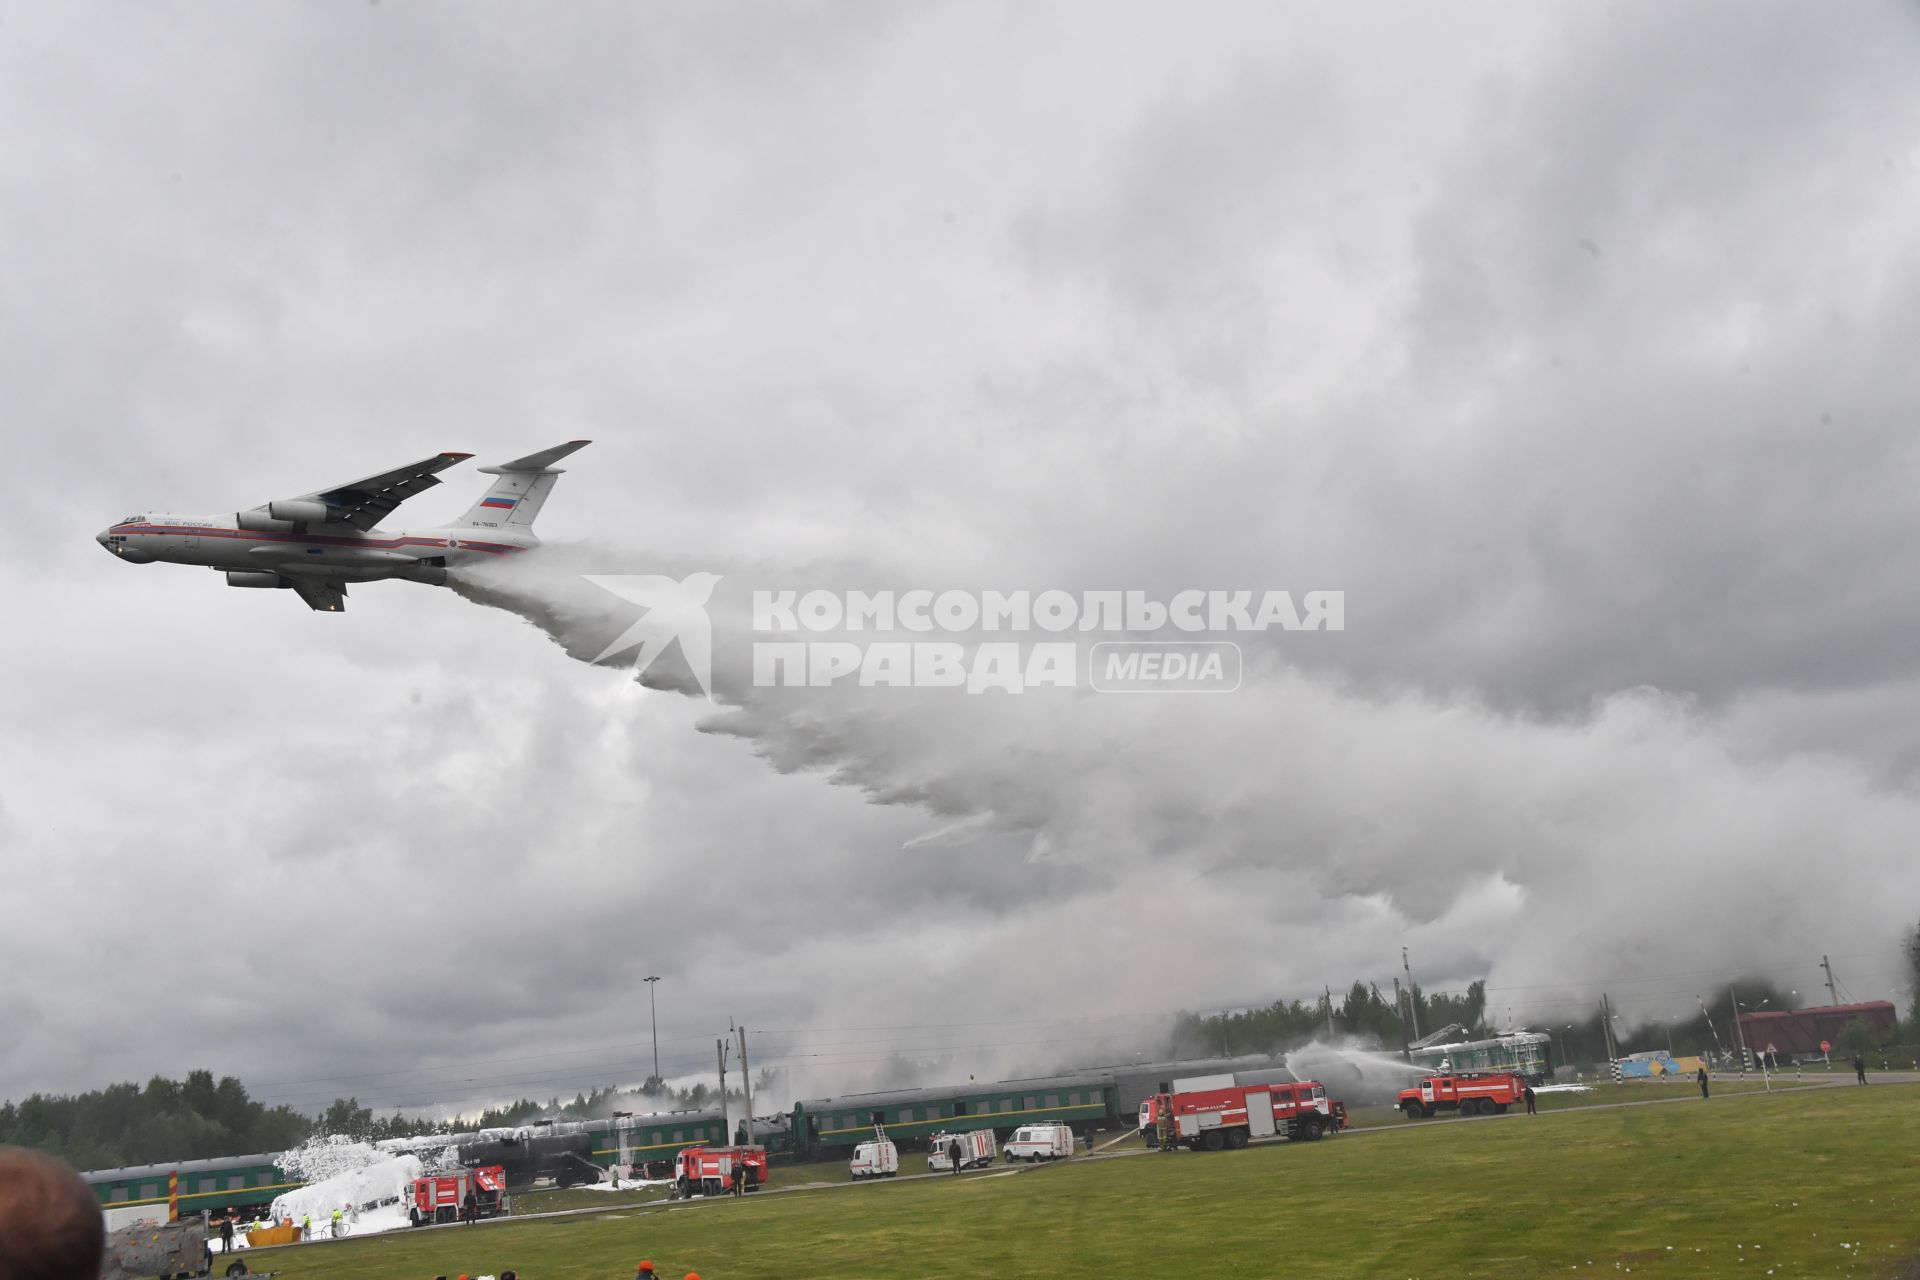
455, 1130, 601, 1188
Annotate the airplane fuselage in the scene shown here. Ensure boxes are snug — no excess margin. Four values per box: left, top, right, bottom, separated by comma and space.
96, 514, 527, 584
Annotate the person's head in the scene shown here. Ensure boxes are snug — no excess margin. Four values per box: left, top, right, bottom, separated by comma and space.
0, 1146, 107, 1280
637, 1263, 655, 1276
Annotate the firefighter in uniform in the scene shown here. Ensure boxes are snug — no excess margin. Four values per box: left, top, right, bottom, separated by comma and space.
1155, 1104, 1175, 1152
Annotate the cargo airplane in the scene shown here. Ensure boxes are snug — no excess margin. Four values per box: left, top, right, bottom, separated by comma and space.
95, 440, 589, 611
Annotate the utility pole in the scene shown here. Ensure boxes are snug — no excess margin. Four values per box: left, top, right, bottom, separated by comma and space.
1599, 993, 1617, 1062
716, 1038, 730, 1138
1402, 947, 1421, 1041
1822, 955, 1838, 1007
1325, 985, 1336, 1039
1729, 987, 1750, 1070
1694, 994, 1725, 1061
644, 976, 662, 1089
737, 1025, 755, 1145
1392, 976, 1412, 1060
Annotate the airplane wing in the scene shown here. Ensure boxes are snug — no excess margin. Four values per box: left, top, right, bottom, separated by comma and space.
289, 578, 348, 613
272, 450, 474, 531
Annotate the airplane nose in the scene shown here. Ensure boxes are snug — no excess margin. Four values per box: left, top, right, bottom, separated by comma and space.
96, 530, 112, 551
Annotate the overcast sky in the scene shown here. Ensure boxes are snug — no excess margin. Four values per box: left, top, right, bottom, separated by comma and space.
5, 1, 1920, 1116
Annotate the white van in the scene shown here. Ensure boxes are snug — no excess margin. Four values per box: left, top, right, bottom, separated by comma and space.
848, 1138, 899, 1180
1003, 1122, 1076, 1162
928, 1129, 996, 1171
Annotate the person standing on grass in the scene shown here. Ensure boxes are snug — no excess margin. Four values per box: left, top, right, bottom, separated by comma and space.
947, 1139, 963, 1175
1697, 1067, 1710, 1099
463, 1186, 478, 1224
1854, 1053, 1868, 1084
1523, 1085, 1537, 1115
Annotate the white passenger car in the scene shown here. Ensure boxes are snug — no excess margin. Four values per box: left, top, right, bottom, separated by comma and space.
1002, 1122, 1076, 1162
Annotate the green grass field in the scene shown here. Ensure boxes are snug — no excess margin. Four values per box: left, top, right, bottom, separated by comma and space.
253, 1085, 1920, 1279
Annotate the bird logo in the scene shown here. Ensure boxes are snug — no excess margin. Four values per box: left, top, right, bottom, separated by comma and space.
584, 572, 723, 700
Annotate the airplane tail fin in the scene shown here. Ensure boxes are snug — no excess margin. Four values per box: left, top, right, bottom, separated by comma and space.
449, 440, 591, 532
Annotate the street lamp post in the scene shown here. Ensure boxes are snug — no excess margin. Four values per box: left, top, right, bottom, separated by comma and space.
644, 976, 662, 1090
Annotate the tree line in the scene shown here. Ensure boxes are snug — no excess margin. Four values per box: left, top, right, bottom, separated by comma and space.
0, 1070, 309, 1171
0, 1071, 780, 1171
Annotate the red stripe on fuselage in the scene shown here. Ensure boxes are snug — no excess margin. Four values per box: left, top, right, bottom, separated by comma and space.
121, 525, 521, 555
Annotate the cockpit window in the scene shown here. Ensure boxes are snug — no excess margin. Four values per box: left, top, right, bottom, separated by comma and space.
117, 514, 143, 526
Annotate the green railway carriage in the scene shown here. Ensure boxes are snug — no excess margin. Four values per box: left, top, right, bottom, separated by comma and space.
580, 1107, 729, 1173
84, 1152, 300, 1217
778, 1074, 1121, 1159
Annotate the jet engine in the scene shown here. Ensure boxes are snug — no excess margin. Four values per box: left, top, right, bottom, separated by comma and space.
266, 498, 333, 524
225, 571, 291, 589
235, 509, 294, 532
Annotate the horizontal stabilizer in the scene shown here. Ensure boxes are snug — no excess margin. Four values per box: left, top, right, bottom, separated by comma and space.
477, 439, 592, 475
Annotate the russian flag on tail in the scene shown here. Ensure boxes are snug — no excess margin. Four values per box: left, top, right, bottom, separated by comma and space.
480, 496, 517, 510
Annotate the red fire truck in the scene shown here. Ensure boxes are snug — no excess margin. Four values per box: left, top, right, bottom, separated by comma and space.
673, 1145, 768, 1197
1397, 1073, 1530, 1119
406, 1165, 508, 1226
1156, 1079, 1344, 1151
